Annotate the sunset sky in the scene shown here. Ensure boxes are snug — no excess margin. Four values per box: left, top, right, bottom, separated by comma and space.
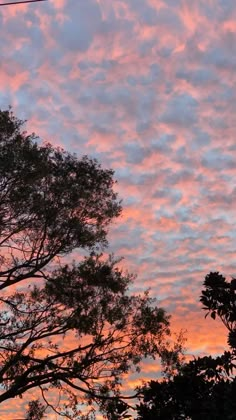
1, 0, 236, 417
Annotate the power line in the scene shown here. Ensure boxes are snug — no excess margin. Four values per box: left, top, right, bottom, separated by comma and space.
0, 0, 48, 6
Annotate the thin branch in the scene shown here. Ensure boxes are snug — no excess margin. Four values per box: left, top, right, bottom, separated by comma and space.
61, 377, 139, 401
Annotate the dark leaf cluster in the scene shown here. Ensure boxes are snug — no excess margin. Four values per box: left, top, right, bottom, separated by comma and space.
200, 272, 236, 349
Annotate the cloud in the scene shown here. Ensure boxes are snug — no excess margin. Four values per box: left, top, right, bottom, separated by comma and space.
1, 0, 236, 414
49, 0, 102, 52
160, 93, 199, 126
201, 149, 235, 170
176, 68, 219, 86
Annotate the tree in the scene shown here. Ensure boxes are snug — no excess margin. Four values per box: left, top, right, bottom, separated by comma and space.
0, 109, 171, 418
136, 272, 236, 420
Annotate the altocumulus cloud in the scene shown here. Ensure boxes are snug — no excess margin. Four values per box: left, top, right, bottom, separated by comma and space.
0, 1, 235, 415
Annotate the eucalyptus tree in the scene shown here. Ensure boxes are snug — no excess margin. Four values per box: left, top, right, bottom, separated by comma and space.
0, 109, 170, 419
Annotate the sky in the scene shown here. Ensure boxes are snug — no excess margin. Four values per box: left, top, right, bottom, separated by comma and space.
1, 0, 236, 417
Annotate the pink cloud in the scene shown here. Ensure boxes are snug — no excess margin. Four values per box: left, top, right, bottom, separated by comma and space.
1, 0, 236, 416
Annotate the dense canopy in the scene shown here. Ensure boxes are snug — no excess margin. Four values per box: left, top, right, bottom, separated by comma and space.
0, 109, 170, 419
136, 272, 236, 420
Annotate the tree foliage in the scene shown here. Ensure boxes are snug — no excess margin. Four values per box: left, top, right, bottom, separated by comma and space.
26, 399, 46, 420
200, 271, 236, 349
0, 109, 171, 418
136, 272, 236, 420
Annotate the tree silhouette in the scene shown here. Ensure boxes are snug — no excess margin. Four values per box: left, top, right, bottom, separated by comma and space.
200, 272, 236, 350
26, 400, 46, 419
0, 109, 170, 418
136, 272, 236, 420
